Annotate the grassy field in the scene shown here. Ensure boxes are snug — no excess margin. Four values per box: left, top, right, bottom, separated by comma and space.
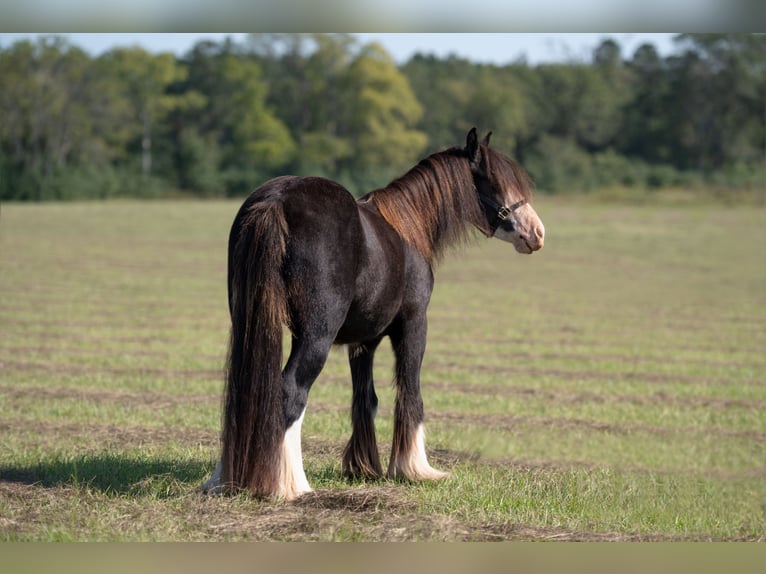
0, 196, 764, 541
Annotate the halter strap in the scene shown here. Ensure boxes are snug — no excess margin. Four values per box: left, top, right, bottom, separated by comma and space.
478, 193, 528, 236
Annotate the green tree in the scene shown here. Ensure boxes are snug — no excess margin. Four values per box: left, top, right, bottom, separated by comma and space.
3, 33, 763, 201
175, 127, 222, 194
247, 33, 357, 177
181, 40, 295, 194
462, 66, 528, 154
622, 43, 674, 163
98, 47, 186, 180
674, 34, 766, 173
0, 37, 120, 199
402, 53, 478, 149
344, 42, 427, 189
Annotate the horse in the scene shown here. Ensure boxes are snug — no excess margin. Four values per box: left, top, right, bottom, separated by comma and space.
202, 128, 545, 500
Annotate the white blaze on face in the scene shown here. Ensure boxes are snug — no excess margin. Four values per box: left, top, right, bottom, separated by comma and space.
494, 202, 545, 253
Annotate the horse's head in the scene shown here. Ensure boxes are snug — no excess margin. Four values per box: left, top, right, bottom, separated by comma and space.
466, 128, 545, 254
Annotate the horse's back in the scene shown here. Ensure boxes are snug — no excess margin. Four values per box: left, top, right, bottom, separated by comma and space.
282, 176, 360, 234
239, 175, 361, 241
235, 175, 409, 344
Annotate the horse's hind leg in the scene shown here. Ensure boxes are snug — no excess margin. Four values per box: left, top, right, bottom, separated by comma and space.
278, 332, 335, 500
202, 332, 333, 500
342, 338, 384, 480
201, 460, 223, 494
387, 312, 448, 481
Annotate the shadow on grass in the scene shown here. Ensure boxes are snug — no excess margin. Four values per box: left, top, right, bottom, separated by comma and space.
0, 452, 211, 497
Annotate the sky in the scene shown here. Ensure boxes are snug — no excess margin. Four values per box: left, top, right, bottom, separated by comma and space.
0, 33, 680, 65
0, 1, 747, 33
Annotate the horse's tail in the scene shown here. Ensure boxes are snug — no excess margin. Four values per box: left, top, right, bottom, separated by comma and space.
220, 190, 289, 497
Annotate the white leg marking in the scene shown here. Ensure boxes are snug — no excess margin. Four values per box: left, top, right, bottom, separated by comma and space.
278, 408, 312, 500
202, 459, 222, 494
390, 423, 448, 481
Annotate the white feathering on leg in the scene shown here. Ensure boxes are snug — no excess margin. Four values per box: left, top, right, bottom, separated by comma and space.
278, 408, 312, 500
389, 423, 448, 481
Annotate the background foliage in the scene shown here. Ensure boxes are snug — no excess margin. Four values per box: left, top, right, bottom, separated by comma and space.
1, 33, 764, 200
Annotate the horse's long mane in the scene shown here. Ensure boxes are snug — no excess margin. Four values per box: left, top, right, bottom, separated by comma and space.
366, 144, 534, 263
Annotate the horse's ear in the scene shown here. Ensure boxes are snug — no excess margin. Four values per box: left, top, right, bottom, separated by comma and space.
466, 127, 480, 163
482, 131, 492, 147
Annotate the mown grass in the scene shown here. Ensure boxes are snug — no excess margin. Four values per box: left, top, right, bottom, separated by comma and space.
0, 196, 764, 541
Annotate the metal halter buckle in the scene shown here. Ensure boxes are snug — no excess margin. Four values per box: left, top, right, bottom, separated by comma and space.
497, 206, 512, 221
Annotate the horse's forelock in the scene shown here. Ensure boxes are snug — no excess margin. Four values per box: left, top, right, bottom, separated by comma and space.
484, 145, 534, 204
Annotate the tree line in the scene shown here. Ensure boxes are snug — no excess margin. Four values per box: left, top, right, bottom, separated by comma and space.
0, 33, 763, 201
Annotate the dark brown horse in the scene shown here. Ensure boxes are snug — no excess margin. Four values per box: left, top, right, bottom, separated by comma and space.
203, 128, 545, 499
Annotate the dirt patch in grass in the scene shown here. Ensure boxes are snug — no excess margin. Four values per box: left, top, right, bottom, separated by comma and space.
427, 378, 764, 409
0, 308, 223, 331
0, 419, 219, 452
0, 384, 220, 408
432, 361, 759, 388
0, 359, 222, 381
1, 344, 173, 360
473, 521, 737, 541
456, 335, 766, 359
0, 385, 347, 421
0, 481, 719, 541
429, 446, 766, 482
2, 330, 177, 346
0, 417, 343, 466
430, 346, 766, 370
429, 410, 766, 443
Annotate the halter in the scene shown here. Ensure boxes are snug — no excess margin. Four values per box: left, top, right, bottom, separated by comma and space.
478, 193, 528, 236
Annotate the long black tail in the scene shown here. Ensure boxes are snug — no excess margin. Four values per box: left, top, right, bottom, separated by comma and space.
220, 189, 289, 497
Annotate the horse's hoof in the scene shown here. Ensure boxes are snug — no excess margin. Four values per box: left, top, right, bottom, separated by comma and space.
201, 461, 222, 494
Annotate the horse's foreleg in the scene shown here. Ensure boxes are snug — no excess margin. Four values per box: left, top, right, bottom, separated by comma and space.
387, 313, 448, 481
342, 339, 384, 479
